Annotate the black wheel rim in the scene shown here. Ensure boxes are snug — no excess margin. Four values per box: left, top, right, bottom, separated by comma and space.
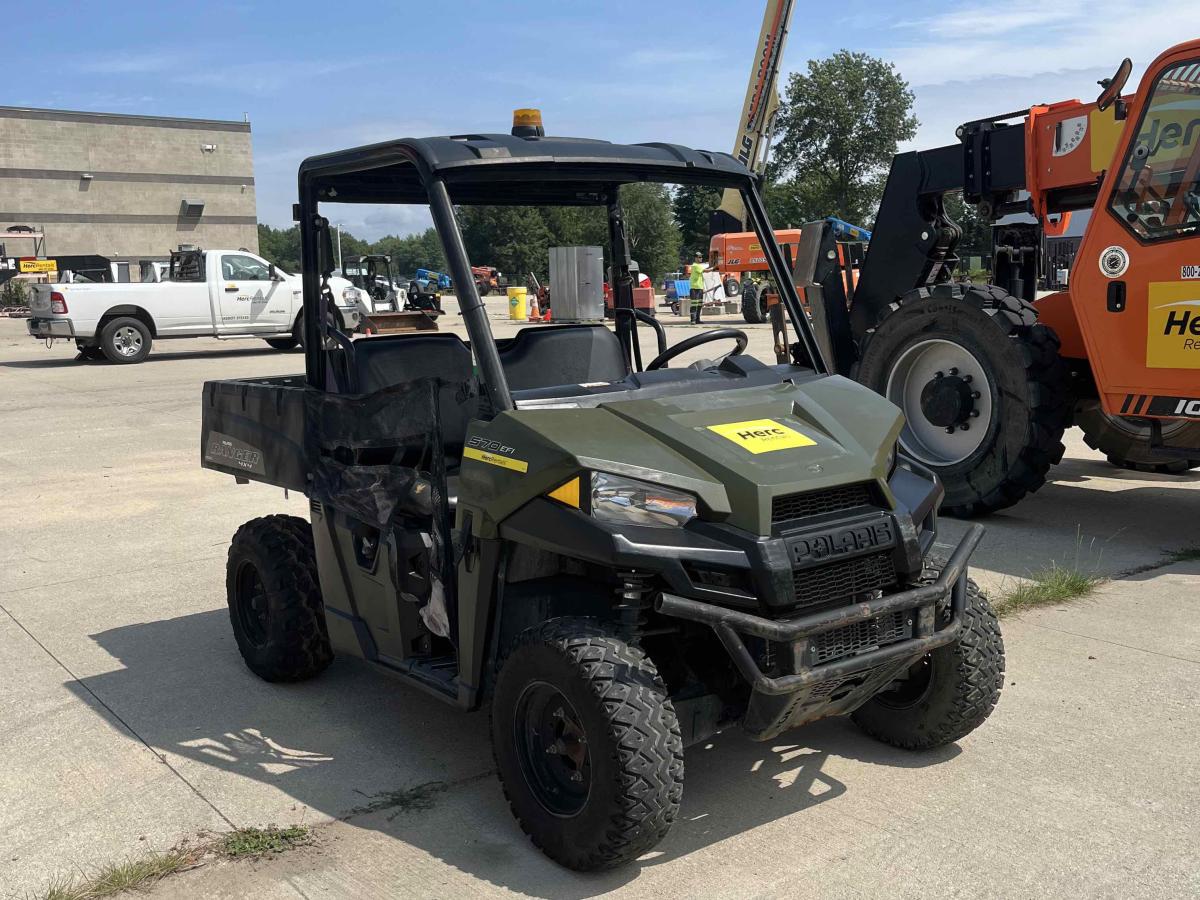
875, 654, 935, 709
235, 562, 270, 648
513, 681, 591, 817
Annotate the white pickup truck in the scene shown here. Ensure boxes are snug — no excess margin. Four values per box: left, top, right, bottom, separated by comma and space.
26, 248, 362, 363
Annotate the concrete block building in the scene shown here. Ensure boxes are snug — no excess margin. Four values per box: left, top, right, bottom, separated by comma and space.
0, 106, 257, 280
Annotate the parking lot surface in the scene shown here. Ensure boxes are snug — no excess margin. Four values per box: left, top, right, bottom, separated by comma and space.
1, 304, 1197, 898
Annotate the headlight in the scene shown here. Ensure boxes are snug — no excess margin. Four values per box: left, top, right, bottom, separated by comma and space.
342, 286, 362, 303
590, 473, 697, 528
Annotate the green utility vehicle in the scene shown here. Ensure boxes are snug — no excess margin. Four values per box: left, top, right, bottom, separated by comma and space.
201, 122, 1004, 870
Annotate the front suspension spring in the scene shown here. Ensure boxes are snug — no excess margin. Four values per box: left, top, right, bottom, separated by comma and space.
614, 571, 654, 640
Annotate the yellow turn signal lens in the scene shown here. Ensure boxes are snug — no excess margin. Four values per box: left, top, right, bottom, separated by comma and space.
547, 476, 581, 508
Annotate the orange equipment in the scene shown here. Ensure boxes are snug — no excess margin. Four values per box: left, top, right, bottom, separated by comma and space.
802, 41, 1200, 516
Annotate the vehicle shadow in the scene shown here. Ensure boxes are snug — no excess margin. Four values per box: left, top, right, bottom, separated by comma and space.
0, 346, 296, 369
67, 609, 956, 896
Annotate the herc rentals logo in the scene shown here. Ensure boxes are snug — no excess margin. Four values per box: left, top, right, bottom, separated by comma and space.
707, 418, 817, 454
1147, 282, 1200, 369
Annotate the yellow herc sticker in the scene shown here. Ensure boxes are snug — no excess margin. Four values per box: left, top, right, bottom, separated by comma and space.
463, 447, 529, 473
707, 419, 816, 454
1146, 282, 1200, 369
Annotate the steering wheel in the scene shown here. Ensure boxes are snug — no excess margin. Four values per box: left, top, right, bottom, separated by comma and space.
646, 328, 749, 371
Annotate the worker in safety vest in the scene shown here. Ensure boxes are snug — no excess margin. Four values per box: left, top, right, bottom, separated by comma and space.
688, 252, 708, 324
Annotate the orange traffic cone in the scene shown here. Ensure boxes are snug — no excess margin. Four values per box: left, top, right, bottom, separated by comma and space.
542, 307, 552, 322
528, 293, 541, 322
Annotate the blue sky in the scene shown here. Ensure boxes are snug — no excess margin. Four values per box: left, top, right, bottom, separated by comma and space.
13, 0, 1179, 240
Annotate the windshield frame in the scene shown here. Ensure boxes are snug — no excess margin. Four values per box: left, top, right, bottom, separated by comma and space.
297, 137, 829, 397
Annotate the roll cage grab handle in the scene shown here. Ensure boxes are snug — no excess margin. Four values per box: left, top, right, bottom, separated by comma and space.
299, 172, 827, 394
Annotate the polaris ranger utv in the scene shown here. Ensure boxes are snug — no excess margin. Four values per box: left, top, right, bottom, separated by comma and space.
201, 116, 1004, 870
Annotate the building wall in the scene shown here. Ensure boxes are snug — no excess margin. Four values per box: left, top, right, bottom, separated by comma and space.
0, 107, 257, 269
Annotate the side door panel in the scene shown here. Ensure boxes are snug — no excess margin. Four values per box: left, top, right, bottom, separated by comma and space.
214, 253, 291, 333
1069, 48, 1200, 417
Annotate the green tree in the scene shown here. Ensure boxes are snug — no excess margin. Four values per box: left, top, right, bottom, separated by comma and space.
769, 50, 918, 226
671, 183, 721, 256
257, 224, 301, 272
621, 183, 680, 281
459, 206, 554, 279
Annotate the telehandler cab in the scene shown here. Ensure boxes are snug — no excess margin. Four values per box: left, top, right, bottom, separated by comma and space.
201, 118, 1003, 870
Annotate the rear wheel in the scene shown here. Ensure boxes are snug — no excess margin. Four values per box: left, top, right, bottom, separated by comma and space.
852, 557, 1004, 750
854, 283, 1070, 517
492, 619, 684, 871
741, 282, 765, 324
226, 515, 332, 682
1076, 401, 1200, 473
99, 316, 152, 364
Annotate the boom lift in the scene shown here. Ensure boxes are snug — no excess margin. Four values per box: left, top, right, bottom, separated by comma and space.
798, 41, 1200, 516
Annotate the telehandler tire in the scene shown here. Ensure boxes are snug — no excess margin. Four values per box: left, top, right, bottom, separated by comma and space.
741, 282, 765, 323
851, 557, 1003, 750
854, 283, 1070, 517
1075, 401, 1200, 474
491, 618, 684, 871
226, 515, 333, 683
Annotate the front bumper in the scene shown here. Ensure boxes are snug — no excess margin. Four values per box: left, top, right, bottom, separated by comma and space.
657, 523, 984, 739
27, 317, 75, 339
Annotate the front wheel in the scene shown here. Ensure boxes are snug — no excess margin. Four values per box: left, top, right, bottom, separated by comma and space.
851, 557, 1004, 750
99, 316, 152, 364
226, 515, 333, 682
1076, 401, 1200, 474
492, 619, 684, 871
741, 282, 765, 324
854, 283, 1071, 517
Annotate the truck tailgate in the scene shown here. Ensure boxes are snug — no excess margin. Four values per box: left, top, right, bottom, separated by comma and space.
28, 284, 53, 315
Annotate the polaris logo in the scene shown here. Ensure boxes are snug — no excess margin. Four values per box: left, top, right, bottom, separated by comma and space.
790, 520, 895, 567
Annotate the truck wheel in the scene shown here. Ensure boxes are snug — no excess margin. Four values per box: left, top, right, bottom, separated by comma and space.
853, 283, 1070, 517
1075, 401, 1200, 474
741, 282, 765, 323
226, 515, 333, 682
99, 316, 152, 364
264, 337, 298, 351
492, 618, 684, 871
851, 557, 1004, 750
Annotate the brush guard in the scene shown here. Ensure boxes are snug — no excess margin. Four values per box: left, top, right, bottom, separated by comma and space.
656, 524, 984, 739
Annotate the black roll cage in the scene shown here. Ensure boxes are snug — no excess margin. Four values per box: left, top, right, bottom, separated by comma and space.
296, 134, 829, 407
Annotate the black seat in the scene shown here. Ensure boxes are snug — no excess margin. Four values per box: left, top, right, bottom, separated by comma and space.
497, 324, 628, 392
344, 333, 477, 458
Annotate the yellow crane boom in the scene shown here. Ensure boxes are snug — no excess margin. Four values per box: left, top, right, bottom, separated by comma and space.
713, 0, 796, 234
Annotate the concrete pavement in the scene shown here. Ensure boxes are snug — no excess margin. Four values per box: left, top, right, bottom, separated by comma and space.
1, 305, 1197, 898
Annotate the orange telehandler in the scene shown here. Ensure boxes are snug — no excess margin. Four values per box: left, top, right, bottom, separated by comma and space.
795, 41, 1200, 516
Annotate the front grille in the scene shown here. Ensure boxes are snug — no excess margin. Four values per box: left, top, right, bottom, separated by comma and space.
811, 611, 911, 665
772, 483, 873, 524
792, 552, 896, 609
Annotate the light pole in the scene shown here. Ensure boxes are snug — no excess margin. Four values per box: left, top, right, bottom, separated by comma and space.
335, 223, 343, 272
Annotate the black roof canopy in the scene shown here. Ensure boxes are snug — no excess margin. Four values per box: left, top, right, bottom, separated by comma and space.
298, 133, 753, 206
